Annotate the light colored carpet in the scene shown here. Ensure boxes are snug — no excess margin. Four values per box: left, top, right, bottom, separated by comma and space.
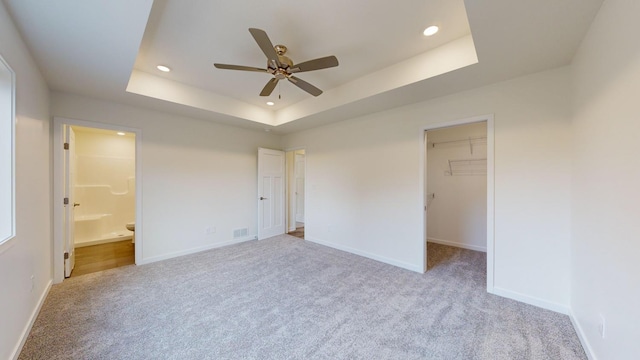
19, 235, 586, 359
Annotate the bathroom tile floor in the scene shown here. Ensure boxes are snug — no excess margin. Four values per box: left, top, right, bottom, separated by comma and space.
70, 240, 135, 277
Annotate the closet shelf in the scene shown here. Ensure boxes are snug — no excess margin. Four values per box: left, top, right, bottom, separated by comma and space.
446, 159, 487, 176
429, 136, 486, 155
429, 136, 486, 148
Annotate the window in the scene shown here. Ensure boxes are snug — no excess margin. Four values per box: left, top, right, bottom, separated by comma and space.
0, 55, 15, 244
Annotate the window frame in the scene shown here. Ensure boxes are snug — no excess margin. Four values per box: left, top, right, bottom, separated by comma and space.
0, 54, 16, 245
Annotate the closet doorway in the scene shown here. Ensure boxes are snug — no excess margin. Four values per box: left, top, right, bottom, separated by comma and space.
286, 149, 305, 239
423, 116, 495, 290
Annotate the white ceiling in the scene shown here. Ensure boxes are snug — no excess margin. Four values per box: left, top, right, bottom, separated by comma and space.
3, 0, 603, 134
135, 0, 472, 109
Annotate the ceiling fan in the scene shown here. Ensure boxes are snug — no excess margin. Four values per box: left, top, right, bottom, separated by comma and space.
214, 28, 339, 97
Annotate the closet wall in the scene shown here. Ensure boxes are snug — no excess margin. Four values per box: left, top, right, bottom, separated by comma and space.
426, 122, 487, 251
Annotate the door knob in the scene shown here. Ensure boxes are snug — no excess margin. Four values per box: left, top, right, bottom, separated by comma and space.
73, 203, 80, 207
260, 197, 268, 200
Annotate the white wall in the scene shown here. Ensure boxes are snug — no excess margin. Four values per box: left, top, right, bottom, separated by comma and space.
427, 122, 487, 251
283, 66, 572, 311
570, 0, 640, 358
0, 2, 52, 359
52, 92, 282, 264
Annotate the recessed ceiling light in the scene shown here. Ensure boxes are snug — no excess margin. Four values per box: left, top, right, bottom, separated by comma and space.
423, 25, 439, 37
266, 101, 275, 106
156, 65, 171, 72
116, 132, 126, 136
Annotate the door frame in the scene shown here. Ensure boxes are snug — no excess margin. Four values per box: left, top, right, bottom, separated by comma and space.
293, 151, 306, 224
420, 114, 495, 292
63, 125, 76, 277
53, 117, 142, 283
284, 147, 306, 235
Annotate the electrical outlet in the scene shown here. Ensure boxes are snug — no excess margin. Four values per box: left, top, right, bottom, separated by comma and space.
205, 226, 216, 235
598, 314, 606, 339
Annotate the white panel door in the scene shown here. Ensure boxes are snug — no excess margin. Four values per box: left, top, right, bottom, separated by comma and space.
258, 148, 285, 240
64, 126, 77, 277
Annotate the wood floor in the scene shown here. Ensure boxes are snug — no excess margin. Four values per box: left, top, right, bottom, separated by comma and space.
70, 240, 134, 277
288, 226, 304, 239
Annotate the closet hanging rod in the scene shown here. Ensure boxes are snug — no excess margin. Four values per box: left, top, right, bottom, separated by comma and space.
430, 136, 487, 147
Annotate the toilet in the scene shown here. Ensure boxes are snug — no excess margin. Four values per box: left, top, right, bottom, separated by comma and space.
126, 222, 135, 243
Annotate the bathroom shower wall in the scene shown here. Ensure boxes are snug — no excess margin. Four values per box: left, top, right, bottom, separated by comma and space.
73, 128, 135, 246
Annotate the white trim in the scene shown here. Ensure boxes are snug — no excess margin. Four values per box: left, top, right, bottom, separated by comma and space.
10, 280, 52, 360
288, 226, 297, 232
490, 286, 569, 315
306, 236, 423, 273
53, 117, 143, 283
419, 130, 428, 272
486, 116, 495, 293
137, 236, 256, 265
0, 54, 16, 244
427, 237, 487, 252
420, 114, 495, 289
570, 310, 598, 360
283, 145, 307, 152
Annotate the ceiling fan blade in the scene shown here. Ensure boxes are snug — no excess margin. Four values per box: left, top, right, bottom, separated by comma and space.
214, 63, 268, 73
290, 56, 339, 73
260, 78, 279, 96
248, 28, 281, 69
287, 76, 323, 96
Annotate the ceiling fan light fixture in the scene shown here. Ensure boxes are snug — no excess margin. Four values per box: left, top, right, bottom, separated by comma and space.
156, 65, 171, 72
423, 25, 439, 36
214, 28, 338, 97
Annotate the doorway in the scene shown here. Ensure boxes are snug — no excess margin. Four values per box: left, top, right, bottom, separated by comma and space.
422, 115, 494, 291
286, 149, 305, 239
68, 126, 136, 277
53, 117, 142, 283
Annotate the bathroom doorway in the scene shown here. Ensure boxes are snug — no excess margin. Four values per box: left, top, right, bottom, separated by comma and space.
53, 117, 141, 283
68, 126, 136, 277
286, 149, 305, 239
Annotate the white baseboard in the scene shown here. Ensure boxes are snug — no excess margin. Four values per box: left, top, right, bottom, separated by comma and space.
288, 226, 296, 232
490, 286, 569, 315
138, 235, 257, 265
427, 237, 487, 252
11, 279, 53, 360
306, 236, 423, 273
570, 310, 597, 360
